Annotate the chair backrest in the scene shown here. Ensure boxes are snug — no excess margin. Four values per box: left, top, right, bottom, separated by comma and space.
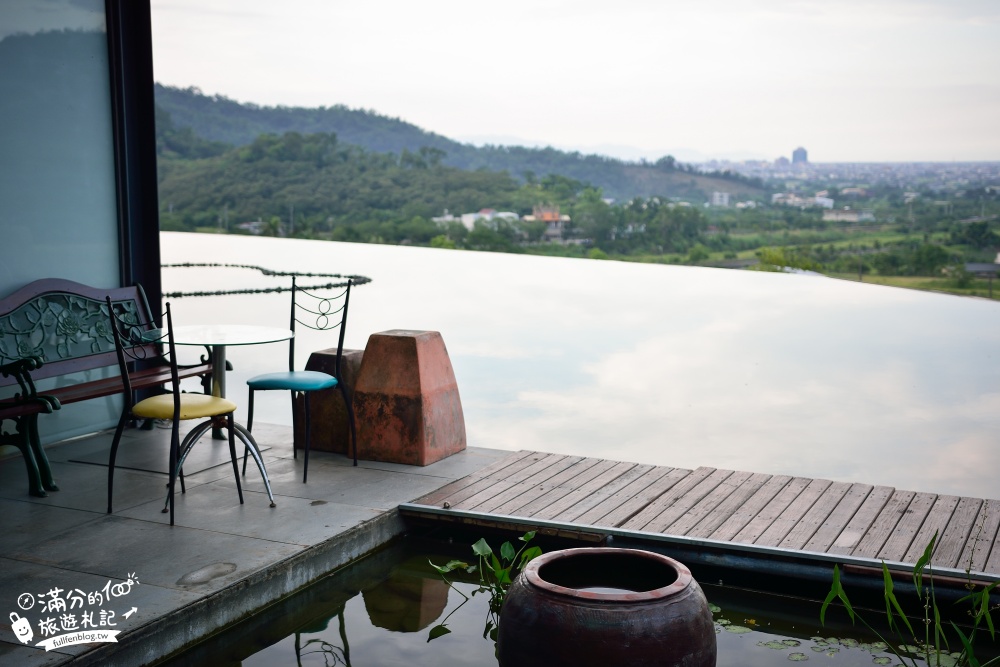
288, 275, 353, 378
0, 279, 156, 387
105, 298, 180, 418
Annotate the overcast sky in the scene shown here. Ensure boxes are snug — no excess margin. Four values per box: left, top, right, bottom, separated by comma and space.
149, 0, 1000, 163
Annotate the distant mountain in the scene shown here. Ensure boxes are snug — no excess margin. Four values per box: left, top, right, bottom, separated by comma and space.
153, 84, 764, 202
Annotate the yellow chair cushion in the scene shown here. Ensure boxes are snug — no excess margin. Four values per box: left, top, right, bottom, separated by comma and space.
132, 393, 238, 420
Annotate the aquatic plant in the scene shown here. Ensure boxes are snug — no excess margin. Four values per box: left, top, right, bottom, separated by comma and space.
427, 531, 542, 650
821, 532, 999, 667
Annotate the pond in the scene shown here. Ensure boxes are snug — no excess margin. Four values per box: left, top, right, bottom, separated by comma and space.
159, 533, 997, 666
160, 232, 1000, 500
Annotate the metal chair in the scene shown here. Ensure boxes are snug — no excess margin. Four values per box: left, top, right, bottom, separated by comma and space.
106, 298, 244, 525
244, 276, 357, 482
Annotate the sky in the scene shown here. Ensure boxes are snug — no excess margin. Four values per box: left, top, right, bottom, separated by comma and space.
146, 0, 1000, 163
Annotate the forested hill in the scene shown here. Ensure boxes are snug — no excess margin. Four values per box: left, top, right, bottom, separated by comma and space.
154, 84, 763, 201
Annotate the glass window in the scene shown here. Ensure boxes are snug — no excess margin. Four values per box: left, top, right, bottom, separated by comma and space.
0, 0, 123, 441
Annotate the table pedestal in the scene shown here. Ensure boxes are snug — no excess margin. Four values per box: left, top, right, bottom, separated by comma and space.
353, 330, 466, 466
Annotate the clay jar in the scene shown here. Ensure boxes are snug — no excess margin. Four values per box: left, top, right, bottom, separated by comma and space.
497, 548, 716, 667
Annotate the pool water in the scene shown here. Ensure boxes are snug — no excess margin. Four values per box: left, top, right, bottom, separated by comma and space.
161, 232, 1000, 500
161, 536, 993, 666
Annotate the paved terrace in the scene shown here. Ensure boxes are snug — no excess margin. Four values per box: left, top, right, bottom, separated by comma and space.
0, 424, 508, 667
5, 436, 999, 667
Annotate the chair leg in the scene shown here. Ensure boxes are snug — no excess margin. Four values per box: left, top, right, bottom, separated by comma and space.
164, 423, 180, 526
107, 410, 130, 514
338, 382, 359, 467
303, 392, 311, 483
242, 389, 255, 476
228, 413, 244, 504
27, 414, 58, 492
5, 415, 46, 498
290, 390, 298, 455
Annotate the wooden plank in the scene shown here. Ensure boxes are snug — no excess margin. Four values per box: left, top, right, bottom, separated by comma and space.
539, 462, 651, 523
456, 454, 571, 511
934, 496, 984, 569
803, 483, 875, 553
659, 470, 754, 536
619, 467, 717, 532
779, 481, 854, 551
957, 499, 1000, 574
876, 492, 936, 562
903, 494, 960, 564
511, 458, 620, 517
731, 477, 813, 545
753, 478, 833, 547
828, 486, 894, 555
641, 469, 737, 534
414, 451, 538, 505
851, 489, 915, 559
573, 466, 678, 526
468, 455, 583, 513
681, 472, 771, 539
986, 517, 1000, 575
487, 457, 599, 516
703, 475, 791, 541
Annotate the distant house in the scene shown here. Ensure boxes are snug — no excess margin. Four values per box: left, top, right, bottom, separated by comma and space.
822, 208, 875, 223
236, 220, 266, 235
432, 209, 459, 225
458, 208, 518, 231
526, 205, 571, 242
710, 192, 731, 207
772, 193, 834, 209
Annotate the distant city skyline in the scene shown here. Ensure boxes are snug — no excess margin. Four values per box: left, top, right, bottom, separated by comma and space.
146, 0, 1000, 163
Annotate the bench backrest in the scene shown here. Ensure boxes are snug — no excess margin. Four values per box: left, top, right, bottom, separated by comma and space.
0, 278, 156, 387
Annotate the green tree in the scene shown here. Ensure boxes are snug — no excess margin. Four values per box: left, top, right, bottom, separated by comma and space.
430, 234, 456, 249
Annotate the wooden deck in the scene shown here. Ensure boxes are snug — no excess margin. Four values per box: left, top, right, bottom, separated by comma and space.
410, 451, 1000, 576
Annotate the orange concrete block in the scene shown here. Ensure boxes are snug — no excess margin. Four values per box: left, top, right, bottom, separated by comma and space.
354, 330, 466, 466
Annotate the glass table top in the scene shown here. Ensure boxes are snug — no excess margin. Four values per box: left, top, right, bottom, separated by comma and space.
168, 324, 294, 347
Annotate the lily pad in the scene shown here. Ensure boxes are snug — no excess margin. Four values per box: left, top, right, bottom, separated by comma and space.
788, 652, 809, 661
716, 618, 732, 626
781, 639, 801, 647
708, 603, 721, 613
725, 625, 753, 634
871, 657, 892, 665
759, 640, 788, 650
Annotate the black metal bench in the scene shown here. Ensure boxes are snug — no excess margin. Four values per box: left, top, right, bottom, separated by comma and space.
0, 279, 213, 496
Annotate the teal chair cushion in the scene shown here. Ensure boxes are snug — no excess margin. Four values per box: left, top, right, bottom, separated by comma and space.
247, 370, 338, 391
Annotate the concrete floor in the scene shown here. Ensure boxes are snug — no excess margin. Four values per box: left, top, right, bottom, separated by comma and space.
0, 422, 507, 667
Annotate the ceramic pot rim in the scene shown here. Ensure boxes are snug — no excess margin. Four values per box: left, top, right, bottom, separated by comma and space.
522, 547, 692, 602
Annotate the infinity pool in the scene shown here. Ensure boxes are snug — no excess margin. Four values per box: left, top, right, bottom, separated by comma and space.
161, 232, 1000, 499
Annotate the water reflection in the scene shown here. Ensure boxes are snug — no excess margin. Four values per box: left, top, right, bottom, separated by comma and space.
294, 606, 350, 666
363, 570, 449, 632
169, 537, 984, 667
162, 232, 1000, 499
